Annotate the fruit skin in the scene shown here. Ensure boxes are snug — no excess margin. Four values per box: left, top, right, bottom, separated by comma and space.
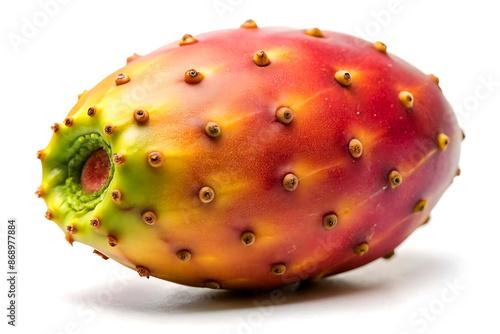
37, 24, 461, 290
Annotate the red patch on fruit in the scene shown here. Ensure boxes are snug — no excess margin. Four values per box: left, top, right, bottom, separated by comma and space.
81, 149, 110, 193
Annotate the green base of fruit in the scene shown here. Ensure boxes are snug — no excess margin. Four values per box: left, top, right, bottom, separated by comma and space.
65, 133, 114, 212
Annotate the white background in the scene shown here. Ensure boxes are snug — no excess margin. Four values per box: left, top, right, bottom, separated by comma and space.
1, 0, 499, 333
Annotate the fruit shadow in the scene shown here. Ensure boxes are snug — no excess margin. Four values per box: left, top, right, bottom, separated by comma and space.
67, 251, 458, 316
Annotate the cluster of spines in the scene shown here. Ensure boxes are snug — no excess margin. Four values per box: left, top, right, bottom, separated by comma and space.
36, 20, 461, 287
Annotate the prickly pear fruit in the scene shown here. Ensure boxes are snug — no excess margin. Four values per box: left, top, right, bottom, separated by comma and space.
37, 22, 461, 290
